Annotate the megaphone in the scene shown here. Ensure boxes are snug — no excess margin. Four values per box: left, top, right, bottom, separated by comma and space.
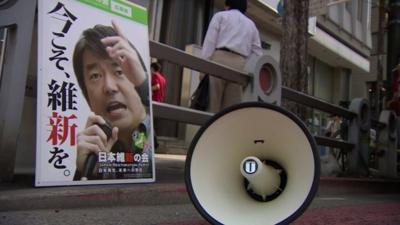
185, 102, 320, 225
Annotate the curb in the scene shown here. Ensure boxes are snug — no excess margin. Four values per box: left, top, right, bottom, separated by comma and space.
1, 177, 400, 212
318, 177, 400, 195
0, 182, 189, 211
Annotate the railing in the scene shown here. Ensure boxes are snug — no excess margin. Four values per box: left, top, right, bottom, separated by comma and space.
149, 40, 397, 178
281, 87, 357, 151
150, 40, 358, 149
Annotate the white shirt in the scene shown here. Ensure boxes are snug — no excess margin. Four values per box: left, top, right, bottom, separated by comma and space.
201, 9, 263, 59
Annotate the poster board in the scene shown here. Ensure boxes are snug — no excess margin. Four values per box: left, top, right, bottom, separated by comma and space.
36, 0, 155, 186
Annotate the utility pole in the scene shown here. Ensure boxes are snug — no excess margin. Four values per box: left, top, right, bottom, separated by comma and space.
280, 0, 310, 119
376, 0, 386, 117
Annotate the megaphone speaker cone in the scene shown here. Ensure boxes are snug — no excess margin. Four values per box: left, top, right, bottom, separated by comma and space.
185, 102, 320, 225
241, 156, 286, 202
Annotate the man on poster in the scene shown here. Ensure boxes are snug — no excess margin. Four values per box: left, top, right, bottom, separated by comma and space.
72, 21, 152, 180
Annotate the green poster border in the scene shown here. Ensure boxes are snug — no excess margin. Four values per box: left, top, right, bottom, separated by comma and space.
78, 0, 148, 25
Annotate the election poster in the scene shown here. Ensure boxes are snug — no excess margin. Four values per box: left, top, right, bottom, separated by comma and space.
36, 0, 155, 186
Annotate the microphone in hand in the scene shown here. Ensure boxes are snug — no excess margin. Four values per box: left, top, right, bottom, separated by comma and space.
80, 122, 112, 181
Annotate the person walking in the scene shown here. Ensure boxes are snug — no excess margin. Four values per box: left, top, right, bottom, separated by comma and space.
150, 62, 166, 150
151, 62, 166, 103
201, 0, 263, 113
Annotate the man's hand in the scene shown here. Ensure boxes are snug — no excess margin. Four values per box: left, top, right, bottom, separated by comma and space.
101, 20, 146, 87
76, 114, 118, 173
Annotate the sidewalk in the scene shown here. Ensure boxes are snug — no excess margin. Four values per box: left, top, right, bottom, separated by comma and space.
0, 154, 188, 211
1, 154, 400, 225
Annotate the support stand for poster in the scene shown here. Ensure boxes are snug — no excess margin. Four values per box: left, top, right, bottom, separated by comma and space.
0, 0, 37, 181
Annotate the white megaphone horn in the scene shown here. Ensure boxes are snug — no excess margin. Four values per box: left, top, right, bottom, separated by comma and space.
185, 102, 320, 225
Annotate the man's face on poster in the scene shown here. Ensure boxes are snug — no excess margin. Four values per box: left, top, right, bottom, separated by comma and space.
82, 49, 145, 134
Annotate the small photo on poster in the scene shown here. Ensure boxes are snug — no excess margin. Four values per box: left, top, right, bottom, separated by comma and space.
36, 0, 155, 186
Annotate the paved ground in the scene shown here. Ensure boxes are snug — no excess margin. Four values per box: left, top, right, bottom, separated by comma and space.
1, 154, 400, 225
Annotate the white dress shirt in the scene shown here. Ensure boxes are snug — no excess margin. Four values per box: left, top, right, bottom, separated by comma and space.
201, 9, 263, 59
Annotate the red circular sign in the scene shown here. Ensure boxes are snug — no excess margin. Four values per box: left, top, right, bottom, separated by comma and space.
259, 65, 273, 93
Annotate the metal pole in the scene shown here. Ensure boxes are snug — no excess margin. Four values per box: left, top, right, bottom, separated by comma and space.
387, 0, 400, 100
376, 0, 386, 117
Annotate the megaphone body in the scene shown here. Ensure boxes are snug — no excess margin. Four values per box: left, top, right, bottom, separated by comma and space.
185, 102, 320, 225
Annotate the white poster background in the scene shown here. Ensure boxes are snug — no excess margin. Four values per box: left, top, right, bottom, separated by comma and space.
36, 0, 154, 186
